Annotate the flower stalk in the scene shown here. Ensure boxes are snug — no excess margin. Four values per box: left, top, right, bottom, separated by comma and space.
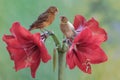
2, 14, 108, 79
50, 32, 67, 80
58, 52, 65, 80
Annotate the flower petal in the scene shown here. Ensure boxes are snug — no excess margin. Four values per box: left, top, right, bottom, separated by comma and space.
74, 53, 91, 74
80, 45, 108, 64
6, 47, 27, 70
3, 22, 51, 78
73, 15, 86, 30
74, 28, 92, 43
32, 33, 51, 63
66, 47, 91, 74
66, 48, 76, 69
30, 50, 41, 78
10, 22, 32, 44
32, 33, 41, 47
40, 42, 51, 63
85, 18, 107, 44
3, 35, 22, 48
7, 46, 42, 78
73, 49, 91, 74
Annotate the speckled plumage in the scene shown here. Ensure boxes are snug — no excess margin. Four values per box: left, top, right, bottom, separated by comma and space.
29, 6, 58, 31
60, 16, 76, 39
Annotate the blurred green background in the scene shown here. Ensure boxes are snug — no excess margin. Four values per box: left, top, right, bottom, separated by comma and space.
0, 0, 120, 80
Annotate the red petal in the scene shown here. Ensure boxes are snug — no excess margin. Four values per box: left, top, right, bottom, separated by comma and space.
7, 46, 42, 78
66, 48, 76, 69
3, 22, 51, 78
7, 47, 14, 60
32, 33, 51, 63
10, 22, 32, 44
85, 18, 107, 44
3, 35, 22, 48
30, 50, 41, 78
74, 50, 91, 74
40, 42, 51, 63
73, 15, 86, 30
7, 47, 26, 61
74, 28, 92, 43
6, 47, 27, 71
66, 46, 91, 74
80, 45, 108, 64
30, 59, 41, 78
32, 33, 41, 47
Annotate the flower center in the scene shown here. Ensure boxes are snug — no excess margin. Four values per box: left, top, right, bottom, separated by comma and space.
25, 56, 35, 67
82, 59, 91, 72
22, 41, 39, 56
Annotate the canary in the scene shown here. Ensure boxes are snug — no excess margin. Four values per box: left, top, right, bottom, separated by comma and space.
60, 16, 76, 39
29, 6, 58, 31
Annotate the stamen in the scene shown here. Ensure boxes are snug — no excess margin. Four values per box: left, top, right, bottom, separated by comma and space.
21, 41, 38, 56
62, 39, 72, 47
25, 57, 35, 67
41, 31, 52, 42
82, 59, 91, 72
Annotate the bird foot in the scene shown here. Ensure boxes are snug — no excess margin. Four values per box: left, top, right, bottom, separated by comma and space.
47, 30, 54, 35
62, 38, 72, 46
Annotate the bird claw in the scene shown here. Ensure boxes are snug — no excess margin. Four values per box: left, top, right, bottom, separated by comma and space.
41, 30, 54, 42
62, 39, 67, 43
47, 31, 54, 35
41, 32, 50, 42
62, 39, 72, 46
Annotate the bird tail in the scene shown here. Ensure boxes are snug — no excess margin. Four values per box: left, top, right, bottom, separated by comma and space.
28, 24, 35, 31
28, 27, 32, 31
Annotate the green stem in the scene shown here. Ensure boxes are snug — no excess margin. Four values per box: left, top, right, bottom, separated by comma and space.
50, 33, 66, 80
50, 33, 61, 47
58, 52, 65, 80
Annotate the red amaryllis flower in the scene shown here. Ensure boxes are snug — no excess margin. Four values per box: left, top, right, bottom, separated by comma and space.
66, 15, 108, 74
3, 22, 51, 78
73, 15, 107, 45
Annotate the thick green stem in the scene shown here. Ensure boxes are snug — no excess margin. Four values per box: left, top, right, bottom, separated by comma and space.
51, 33, 61, 47
58, 52, 65, 80
50, 33, 66, 80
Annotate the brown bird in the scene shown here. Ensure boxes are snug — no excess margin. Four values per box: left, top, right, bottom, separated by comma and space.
29, 6, 58, 31
60, 16, 76, 39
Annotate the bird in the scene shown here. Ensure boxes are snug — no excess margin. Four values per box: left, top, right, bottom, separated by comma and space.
60, 16, 76, 40
29, 6, 58, 31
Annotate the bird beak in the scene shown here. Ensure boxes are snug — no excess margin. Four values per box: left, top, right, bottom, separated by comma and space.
55, 8, 58, 15
59, 16, 63, 19
55, 11, 58, 15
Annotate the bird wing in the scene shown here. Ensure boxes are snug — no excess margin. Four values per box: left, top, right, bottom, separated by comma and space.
67, 21, 77, 36
37, 12, 49, 23
67, 21, 75, 30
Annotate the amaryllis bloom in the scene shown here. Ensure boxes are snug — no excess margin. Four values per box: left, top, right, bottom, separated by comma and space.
73, 15, 107, 45
66, 15, 108, 74
3, 22, 51, 78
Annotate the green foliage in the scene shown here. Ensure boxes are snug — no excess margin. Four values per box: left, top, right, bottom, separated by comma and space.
0, 0, 120, 80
